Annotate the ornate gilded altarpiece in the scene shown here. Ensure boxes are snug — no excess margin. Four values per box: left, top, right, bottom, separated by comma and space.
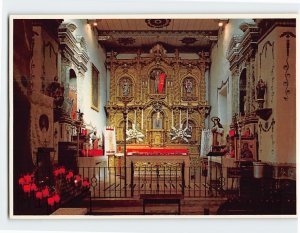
105, 44, 211, 164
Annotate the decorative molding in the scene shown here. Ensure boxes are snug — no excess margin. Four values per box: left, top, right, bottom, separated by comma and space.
227, 23, 259, 73
180, 37, 197, 45
58, 23, 90, 75
117, 37, 136, 46
259, 118, 275, 133
98, 30, 218, 40
256, 19, 296, 44
280, 31, 296, 101
145, 19, 171, 28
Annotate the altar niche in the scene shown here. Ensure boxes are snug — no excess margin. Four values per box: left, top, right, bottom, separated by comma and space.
149, 68, 166, 94
182, 77, 197, 101
152, 111, 164, 129
119, 76, 133, 97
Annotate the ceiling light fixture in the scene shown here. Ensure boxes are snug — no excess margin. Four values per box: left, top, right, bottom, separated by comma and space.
218, 22, 224, 27
93, 21, 98, 27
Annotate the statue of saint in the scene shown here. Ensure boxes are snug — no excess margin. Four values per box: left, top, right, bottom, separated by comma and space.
122, 79, 130, 96
256, 79, 267, 100
185, 79, 193, 93
153, 112, 163, 129
150, 69, 164, 94
211, 117, 224, 147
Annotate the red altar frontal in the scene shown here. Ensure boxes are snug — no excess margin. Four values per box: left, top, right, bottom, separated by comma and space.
125, 148, 190, 183
127, 148, 188, 156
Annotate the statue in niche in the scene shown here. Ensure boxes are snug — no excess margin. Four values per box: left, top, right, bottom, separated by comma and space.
122, 78, 130, 96
185, 78, 193, 94
153, 112, 163, 129
256, 79, 267, 100
39, 114, 49, 132
150, 69, 166, 94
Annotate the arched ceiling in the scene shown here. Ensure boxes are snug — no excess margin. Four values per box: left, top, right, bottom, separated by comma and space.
92, 19, 223, 53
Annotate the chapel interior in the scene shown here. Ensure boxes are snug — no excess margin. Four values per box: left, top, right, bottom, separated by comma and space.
12, 18, 296, 215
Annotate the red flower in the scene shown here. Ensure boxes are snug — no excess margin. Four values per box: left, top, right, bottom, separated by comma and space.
35, 191, 43, 199
82, 180, 90, 188
53, 194, 60, 203
47, 197, 55, 206
30, 183, 38, 191
60, 167, 65, 174
66, 171, 74, 181
24, 174, 31, 183
53, 169, 60, 176
18, 177, 25, 185
42, 187, 49, 197
23, 184, 31, 193
75, 175, 81, 182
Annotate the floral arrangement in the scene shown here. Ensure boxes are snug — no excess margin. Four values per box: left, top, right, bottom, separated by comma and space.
18, 166, 90, 207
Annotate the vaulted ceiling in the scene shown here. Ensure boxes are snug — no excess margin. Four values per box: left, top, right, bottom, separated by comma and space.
92, 19, 222, 53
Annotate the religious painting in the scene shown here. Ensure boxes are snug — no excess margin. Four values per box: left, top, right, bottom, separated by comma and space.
91, 63, 100, 111
235, 138, 257, 161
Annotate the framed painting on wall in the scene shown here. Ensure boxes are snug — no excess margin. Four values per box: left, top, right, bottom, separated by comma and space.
91, 63, 100, 111
235, 137, 257, 161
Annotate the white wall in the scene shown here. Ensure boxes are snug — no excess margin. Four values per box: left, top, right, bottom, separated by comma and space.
209, 19, 253, 128
257, 26, 296, 164
63, 19, 107, 138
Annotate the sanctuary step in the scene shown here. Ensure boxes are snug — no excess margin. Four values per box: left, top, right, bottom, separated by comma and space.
80, 197, 227, 215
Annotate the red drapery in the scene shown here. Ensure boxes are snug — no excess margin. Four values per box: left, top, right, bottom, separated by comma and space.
157, 73, 166, 94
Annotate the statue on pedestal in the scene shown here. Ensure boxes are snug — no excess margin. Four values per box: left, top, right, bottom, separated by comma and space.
211, 117, 224, 147
256, 79, 267, 109
256, 79, 267, 100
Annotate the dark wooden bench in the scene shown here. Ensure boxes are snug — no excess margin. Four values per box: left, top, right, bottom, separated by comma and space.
140, 194, 184, 215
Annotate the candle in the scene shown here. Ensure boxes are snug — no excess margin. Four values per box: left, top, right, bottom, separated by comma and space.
141, 109, 144, 129
171, 110, 174, 127
126, 113, 128, 130
179, 110, 181, 126
186, 109, 189, 127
